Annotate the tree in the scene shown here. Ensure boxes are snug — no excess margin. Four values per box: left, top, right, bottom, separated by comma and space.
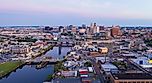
84, 61, 92, 67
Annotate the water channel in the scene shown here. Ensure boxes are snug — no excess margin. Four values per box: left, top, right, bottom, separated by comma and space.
0, 47, 71, 83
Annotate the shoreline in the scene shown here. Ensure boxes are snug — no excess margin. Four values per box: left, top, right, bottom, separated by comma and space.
0, 61, 25, 79
0, 45, 54, 79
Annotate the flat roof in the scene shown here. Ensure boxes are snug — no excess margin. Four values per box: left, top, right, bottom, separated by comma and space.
52, 78, 81, 83
101, 63, 118, 69
112, 73, 152, 80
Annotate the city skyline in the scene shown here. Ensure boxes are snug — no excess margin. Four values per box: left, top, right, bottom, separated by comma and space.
0, 0, 152, 26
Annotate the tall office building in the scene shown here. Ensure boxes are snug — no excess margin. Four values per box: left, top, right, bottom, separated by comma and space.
72, 26, 77, 34
82, 24, 86, 29
96, 26, 100, 33
111, 25, 122, 37
93, 23, 97, 34
90, 23, 94, 34
90, 23, 97, 34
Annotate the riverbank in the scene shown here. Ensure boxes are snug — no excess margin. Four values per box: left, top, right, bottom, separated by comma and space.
44, 60, 67, 82
0, 47, 71, 83
33, 45, 54, 59
0, 61, 24, 78
0, 65, 54, 83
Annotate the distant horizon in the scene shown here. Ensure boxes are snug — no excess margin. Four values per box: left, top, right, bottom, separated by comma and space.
1, 24, 152, 27
1, 0, 152, 26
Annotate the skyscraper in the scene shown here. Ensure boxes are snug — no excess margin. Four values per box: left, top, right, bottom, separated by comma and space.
90, 23, 97, 34
111, 25, 122, 37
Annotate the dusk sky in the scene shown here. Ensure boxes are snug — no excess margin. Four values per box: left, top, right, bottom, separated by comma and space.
0, 0, 152, 26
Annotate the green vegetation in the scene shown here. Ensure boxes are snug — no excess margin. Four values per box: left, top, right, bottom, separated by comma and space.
0, 61, 24, 77
45, 60, 67, 81
45, 74, 54, 81
112, 61, 127, 70
54, 61, 67, 73
46, 60, 66, 81
144, 39, 152, 47
84, 61, 92, 67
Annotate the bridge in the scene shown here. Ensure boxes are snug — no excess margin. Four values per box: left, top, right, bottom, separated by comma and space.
86, 40, 114, 44
25, 58, 63, 64
48, 40, 75, 47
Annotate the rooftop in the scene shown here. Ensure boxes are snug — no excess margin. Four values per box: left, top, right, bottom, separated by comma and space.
101, 63, 118, 69
112, 72, 152, 80
52, 78, 81, 83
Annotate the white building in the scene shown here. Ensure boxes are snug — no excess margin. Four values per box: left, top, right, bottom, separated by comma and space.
132, 57, 152, 68
101, 63, 118, 72
96, 57, 110, 63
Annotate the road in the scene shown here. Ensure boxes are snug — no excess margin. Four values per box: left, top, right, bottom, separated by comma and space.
81, 43, 113, 83
126, 59, 152, 76
89, 57, 105, 83
83, 53, 105, 83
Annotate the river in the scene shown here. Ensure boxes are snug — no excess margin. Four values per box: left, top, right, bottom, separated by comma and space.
0, 47, 71, 83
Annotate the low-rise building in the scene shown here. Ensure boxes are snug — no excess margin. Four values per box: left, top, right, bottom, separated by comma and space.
10, 45, 30, 54
101, 63, 118, 73
61, 71, 77, 77
110, 72, 152, 83
98, 47, 108, 54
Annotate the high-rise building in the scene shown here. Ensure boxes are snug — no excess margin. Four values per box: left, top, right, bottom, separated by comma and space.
82, 24, 86, 29
79, 26, 86, 35
111, 26, 122, 37
93, 23, 97, 34
90, 23, 94, 34
72, 27, 77, 34
90, 23, 97, 34
96, 26, 100, 33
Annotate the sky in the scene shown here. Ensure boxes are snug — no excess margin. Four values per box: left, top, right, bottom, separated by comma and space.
0, 0, 152, 26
